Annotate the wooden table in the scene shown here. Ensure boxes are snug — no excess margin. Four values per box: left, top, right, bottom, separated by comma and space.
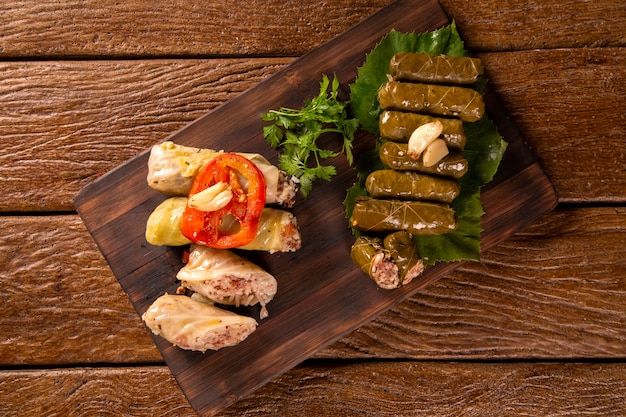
1, 1, 624, 415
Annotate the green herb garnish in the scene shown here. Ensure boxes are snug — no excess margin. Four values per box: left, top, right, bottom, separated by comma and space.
345, 23, 508, 265
262, 74, 360, 197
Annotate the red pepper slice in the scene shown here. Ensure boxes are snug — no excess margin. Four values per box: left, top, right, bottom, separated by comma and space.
180, 153, 266, 248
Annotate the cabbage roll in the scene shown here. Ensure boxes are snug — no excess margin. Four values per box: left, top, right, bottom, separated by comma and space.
177, 244, 278, 318
145, 197, 301, 252
365, 169, 460, 204
237, 208, 301, 253
390, 52, 484, 85
350, 198, 457, 235
350, 236, 400, 290
145, 197, 192, 246
379, 110, 465, 150
147, 141, 297, 207
142, 293, 257, 352
383, 231, 424, 285
147, 141, 220, 196
380, 141, 468, 179
378, 81, 484, 122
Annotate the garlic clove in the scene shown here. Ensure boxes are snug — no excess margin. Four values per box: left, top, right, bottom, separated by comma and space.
422, 138, 449, 167
188, 181, 233, 212
407, 120, 444, 160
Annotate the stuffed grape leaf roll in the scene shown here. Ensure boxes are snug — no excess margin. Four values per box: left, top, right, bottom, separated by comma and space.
350, 198, 457, 235
378, 81, 485, 122
379, 110, 466, 150
177, 245, 278, 318
390, 52, 484, 85
383, 231, 424, 285
142, 293, 257, 352
380, 141, 468, 179
365, 169, 460, 204
350, 236, 400, 290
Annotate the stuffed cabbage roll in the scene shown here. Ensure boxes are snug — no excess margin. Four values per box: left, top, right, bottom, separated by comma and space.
142, 293, 257, 352
145, 197, 192, 246
350, 236, 400, 290
365, 169, 460, 204
380, 141, 468, 179
147, 141, 297, 207
350, 198, 457, 235
379, 110, 466, 150
146, 141, 220, 196
145, 197, 301, 252
177, 244, 278, 318
383, 231, 424, 286
236, 208, 301, 253
378, 81, 484, 122
390, 52, 484, 85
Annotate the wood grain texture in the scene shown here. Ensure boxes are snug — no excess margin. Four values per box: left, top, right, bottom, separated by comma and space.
1, 49, 624, 212
0, 367, 192, 417
440, 0, 626, 51
1, 208, 622, 365
223, 361, 626, 417
1, 362, 625, 417
0, 0, 393, 58
0, 0, 623, 58
0, 215, 162, 366
479, 48, 626, 203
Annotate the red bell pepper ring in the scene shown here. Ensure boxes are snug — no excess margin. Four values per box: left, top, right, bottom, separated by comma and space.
180, 153, 266, 248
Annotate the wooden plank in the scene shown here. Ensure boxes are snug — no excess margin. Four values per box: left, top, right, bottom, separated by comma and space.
226, 361, 626, 416
0, 0, 393, 58
1, 362, 625, 416
0, 48, 623, 212
0, 215, 162, 365
0, 0, 623, 58
1, 207, 623, 365
479, 48, 626, 203
440, 0, 626, 51
0, 367, 192, 417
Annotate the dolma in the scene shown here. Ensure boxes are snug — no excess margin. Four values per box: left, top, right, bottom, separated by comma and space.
383, 231, 424, 285
350, 198, 457, 235
390, 52, 484, 85
378, 81, 484, 122
365, 169, 460, 204
147, 141, 297, 207
380, 141, 468, 179
177, 244, 278, 318
145, 197, 301, 252
379, 110, 466, 150
350, 236, 400, 290
142, 293, 257, 352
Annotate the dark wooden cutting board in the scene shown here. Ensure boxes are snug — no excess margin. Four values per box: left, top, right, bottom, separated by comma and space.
75, 0, 558, 415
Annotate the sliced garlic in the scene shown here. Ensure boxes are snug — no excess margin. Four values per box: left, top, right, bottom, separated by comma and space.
407, 120, 444, 160
188, 181, 233, 212
422, 138, 449, 167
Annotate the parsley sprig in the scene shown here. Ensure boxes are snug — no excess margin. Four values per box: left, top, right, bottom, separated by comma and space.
262, 74, 359, 197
